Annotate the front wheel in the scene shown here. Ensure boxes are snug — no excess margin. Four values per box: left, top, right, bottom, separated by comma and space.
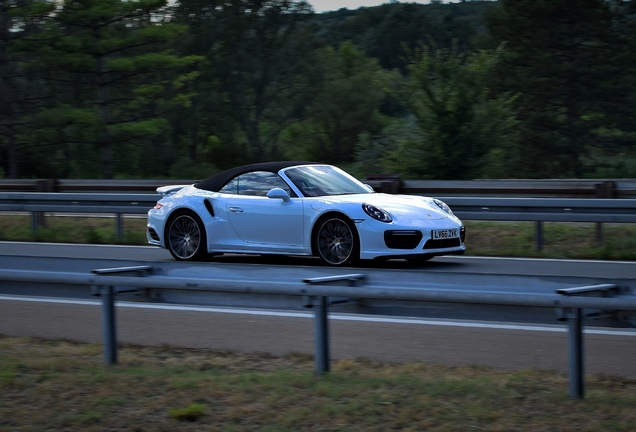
166, 211, 207, 261
314, 216, 359, 266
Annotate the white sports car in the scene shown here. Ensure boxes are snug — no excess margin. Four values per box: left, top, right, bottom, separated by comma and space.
147, 161, 465, 266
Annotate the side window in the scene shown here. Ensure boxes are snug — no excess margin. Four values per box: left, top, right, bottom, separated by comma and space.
219, 172, 292, 196
219, 177, 239, 194
237, 171, 291, 196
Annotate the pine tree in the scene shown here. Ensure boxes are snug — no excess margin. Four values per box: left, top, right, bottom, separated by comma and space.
32, 0, 201, 178
0, 0, 55, 178
485, 0, 622, 178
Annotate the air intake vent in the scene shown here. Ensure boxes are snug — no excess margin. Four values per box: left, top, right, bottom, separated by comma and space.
204, 199, 215, 217
147, 228, 160, 242
384, 230, 423, 249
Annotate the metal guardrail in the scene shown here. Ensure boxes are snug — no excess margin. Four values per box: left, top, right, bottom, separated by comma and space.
0, 266, 633, 399
372, 179, 636, 199
0, 192, 158, 238
1, 192, 636, 248
446, 197, 636, 251
446, 197, 636, 223
0, 192, 157, 214
3, 193, 636, 223
2, 178, 636, 198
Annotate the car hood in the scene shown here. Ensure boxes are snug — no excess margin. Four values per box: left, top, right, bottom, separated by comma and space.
321, 193, 451, 221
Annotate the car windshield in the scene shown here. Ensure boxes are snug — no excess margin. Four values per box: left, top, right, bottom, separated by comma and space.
284, 165, 371, 197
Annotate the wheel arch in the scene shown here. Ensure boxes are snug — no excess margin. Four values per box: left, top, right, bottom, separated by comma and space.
163, 201, 212, 243
310, 211, 360, 257
163, 207, 209, 257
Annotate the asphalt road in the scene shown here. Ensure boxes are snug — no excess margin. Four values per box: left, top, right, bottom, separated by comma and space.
2, 241, 636, 280
2, 296, 636, 377
2, 242, 636, 378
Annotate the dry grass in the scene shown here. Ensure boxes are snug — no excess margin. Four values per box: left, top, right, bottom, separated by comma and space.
1, 214, 635, 260
0, 214, 147, 245
464, 221, 636, 260
1, 336, 636, 431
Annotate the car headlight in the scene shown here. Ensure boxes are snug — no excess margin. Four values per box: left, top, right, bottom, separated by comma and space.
362, 203, 392, 223
433, 199, 454, 215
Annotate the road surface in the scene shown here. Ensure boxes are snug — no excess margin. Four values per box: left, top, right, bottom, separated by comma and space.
2, 295, 635, 377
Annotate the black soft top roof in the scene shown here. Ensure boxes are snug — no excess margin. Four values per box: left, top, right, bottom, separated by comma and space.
194, 161, 317, 192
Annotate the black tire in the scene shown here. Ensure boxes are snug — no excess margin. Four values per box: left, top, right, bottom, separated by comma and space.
314, 215, 359, 266
165, 211, 207, 261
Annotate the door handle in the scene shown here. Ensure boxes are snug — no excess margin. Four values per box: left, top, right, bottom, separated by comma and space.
229, 207, 244, 213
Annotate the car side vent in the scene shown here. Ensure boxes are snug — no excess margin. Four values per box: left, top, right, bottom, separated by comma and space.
204, 199, 215, 217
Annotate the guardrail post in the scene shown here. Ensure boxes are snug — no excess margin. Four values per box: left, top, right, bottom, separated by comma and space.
303, 274, 365, 377
92, 266, 152, 365
536, 221, 544, 252
31, 213, 39, 232
99, 285, 118, 365
594, 181, 615, 242
596, 223, 603, 243
567, 307, 584, 399
116, 214, 123, 241
556, 284, 620, 399
314, 296, 330, 376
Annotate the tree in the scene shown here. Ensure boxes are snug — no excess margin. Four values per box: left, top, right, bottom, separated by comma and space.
311, 2, 495, 73
30, 0, 201, 178
393, 42, 519, 180
172, 0, 316, 168
484, 0, 626, 178
0, 0, 54, 178
280, 42, 393, 164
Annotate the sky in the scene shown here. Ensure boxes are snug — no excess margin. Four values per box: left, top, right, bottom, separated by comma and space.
308, 0, 462, 14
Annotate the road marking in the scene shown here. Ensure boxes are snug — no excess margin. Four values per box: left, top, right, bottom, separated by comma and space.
443, 255, 636, 265
2, 294, 635, 337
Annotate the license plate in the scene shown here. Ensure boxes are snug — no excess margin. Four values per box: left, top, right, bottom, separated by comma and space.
432, 228, 459, 240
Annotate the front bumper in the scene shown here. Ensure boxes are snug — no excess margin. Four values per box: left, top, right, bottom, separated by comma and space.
357, 220, 466, 260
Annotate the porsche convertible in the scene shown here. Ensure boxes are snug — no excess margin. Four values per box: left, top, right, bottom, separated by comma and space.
146, 161, 466, 266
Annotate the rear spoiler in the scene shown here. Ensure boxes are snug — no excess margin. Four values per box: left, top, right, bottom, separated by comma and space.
156, 185, 191, 197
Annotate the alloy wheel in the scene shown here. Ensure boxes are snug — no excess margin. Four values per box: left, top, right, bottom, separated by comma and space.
168, 214, 203, 260
316, 217, 356, 266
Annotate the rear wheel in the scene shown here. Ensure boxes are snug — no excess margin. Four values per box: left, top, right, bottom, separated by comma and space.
314, 216, 359, 266
166, 211, 207, 261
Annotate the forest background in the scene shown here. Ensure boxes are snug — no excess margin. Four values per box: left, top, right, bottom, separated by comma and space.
1, 0, 635, 181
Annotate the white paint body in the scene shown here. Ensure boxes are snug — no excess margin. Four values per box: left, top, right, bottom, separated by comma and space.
147, 164, 466, 262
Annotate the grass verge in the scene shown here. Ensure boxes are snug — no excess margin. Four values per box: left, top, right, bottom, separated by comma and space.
1, 214, 635, 260
1, 336, 636, 431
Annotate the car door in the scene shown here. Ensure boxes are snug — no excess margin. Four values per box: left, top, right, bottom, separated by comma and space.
225, 171, 304, 249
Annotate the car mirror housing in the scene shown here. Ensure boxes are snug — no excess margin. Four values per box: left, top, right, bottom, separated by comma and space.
267, 188, 291, 202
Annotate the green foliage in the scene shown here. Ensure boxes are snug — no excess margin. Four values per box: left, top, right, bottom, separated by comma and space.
5, 0, 201, 179
280, 42, 393, 164
350, 118, 421, 179
169, 156, 218, 180
314, 1, 495, 72
484, 0, 635, 178
1, 0, 635, 180
394, 41, 520, 179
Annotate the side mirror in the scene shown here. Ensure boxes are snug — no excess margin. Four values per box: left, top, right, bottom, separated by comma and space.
267, 188, 291, 202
